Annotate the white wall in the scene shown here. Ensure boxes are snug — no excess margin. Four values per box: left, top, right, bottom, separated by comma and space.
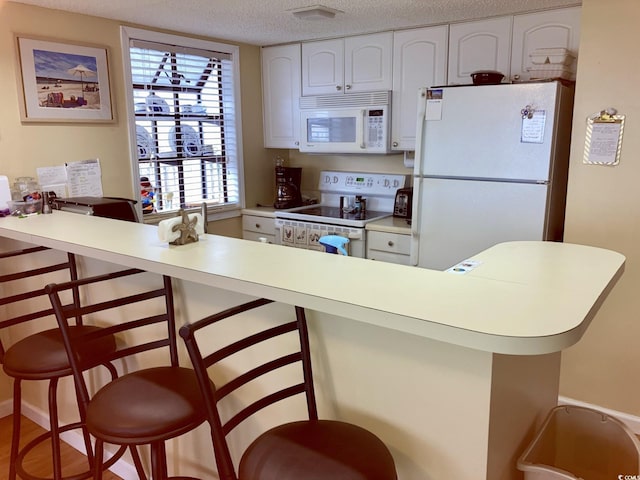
560, 0, 640, 415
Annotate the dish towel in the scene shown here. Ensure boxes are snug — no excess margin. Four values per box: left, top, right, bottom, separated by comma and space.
157, 213, 205, 243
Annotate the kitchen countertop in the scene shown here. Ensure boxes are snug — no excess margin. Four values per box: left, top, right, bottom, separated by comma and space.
241, 206, 277, 217
365, 216, 411, 234
0, 211, 624, 355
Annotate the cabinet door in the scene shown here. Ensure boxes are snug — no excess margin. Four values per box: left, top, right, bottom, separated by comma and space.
392, 25, 448, 151
301, 38, 344, 96
511, 7, 581, 82
261, 44, 301, 148
448, 17, 512, 85
344, 32, 393, 93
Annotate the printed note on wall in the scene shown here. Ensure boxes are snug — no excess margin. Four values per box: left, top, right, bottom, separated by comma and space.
584, 111, 625, 166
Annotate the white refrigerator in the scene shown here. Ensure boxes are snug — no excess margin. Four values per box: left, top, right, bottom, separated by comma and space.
411, 81, 574, 270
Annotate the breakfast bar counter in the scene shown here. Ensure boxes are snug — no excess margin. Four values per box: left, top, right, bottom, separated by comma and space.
0, 211, 625, 480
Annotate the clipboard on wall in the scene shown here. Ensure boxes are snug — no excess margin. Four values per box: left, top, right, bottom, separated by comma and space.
583, 109, 625, 166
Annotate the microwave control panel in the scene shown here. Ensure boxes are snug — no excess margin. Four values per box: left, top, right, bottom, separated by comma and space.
366, 109, 386, 148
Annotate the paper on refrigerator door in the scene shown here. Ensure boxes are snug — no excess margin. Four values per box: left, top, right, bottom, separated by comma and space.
521, 110, 546, 144
425, 88, 443, 121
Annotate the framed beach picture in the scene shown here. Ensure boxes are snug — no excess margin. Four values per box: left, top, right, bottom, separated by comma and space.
16, 36, 113, 123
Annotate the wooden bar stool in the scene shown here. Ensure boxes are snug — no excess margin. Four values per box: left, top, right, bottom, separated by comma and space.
0, 246, 119, 480
179, 298, 398, 480
46, 268, 207, 480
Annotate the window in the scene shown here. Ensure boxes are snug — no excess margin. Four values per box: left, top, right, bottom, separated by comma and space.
121, 27, 243, 220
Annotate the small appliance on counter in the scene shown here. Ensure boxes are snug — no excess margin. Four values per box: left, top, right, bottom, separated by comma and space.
393, 187, 413, 219
273, 157, 303, 209
52, 196, 139, 222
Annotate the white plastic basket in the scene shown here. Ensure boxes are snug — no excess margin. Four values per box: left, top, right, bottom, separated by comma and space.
527, 65, 574, 81
530, 47, 576, 66
518, 405, 640, 480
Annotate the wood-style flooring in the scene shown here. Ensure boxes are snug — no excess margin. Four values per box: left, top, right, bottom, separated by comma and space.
0, 415, 122, 480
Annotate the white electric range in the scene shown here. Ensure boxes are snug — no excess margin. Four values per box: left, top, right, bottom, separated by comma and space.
274, 171, 408, 257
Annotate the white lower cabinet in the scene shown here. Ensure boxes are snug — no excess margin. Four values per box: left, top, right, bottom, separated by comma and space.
242, 214, 276, 243
366, 230, 411, 265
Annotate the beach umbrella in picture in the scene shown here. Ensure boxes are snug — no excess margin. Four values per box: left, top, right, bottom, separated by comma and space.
67, 64, 95, 94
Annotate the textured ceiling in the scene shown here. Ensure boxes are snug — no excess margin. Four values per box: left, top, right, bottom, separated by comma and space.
10, 0, 580, 46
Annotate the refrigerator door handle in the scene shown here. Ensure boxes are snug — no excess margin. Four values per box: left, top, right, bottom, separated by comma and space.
413, 88, 428, 178
409, 176, 421, 266
409, 88, 429, 267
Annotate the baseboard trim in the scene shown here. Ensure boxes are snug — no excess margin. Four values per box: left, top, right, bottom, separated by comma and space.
0, 399, 13, 418
0, 399, 137, 479
558, 395, 640, 435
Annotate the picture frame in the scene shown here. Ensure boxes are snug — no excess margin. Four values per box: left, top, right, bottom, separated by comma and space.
16, 36, 113, 123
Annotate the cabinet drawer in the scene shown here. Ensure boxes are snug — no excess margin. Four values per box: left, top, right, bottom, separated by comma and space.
367, 231, 410, 255
367, 250, 411, 265
242, 230, 276, 244
242, 215, 276, 235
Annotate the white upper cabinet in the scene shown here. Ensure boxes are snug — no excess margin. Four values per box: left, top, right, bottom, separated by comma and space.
262, 44, 301, 149
392, 25, 448, 151
511, 7, 581, 82
448, 17, 513, 85
302, 32, 393, 95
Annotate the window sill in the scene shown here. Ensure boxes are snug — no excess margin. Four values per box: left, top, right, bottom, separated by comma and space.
141, 206, 242, 225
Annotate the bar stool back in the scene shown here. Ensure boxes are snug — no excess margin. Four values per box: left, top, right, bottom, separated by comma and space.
0, 246, 118, 480
46, 268, 207, 480
179, 298, 398, 480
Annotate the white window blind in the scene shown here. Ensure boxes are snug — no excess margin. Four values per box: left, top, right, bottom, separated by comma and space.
125, 34, 241, 218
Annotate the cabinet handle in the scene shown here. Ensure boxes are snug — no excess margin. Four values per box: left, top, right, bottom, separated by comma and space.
255, 223, 261, 229
388, 241, 394, 247
392, 141, 398, 148
345, 84, 352, 90
336, 85, 342, 91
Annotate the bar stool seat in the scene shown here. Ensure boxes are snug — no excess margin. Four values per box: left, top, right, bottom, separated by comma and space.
3, 326, 115, 379
85, 366, 204, 444
240, 420, 397, 479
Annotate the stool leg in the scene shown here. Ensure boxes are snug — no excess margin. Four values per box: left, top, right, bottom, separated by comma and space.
48, 377, 63, 479
129, 446, 148, 480
9, 378, 22, 480
94, 439, 104, 480
151, 442, 168, 480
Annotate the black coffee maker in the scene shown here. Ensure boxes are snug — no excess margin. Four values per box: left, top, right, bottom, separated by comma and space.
274, 165, 302, 209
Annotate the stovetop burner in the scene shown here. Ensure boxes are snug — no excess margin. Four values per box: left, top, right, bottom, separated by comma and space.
291, 205, 388, 222
275, 204, 391, 228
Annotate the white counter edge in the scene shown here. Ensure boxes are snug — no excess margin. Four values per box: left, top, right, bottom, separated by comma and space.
0, 212, 625, 355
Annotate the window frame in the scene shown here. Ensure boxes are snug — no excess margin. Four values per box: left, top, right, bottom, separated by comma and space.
120, 26, 245, 223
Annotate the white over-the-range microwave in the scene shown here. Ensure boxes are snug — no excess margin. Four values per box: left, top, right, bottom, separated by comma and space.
299, 90, 391, 154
